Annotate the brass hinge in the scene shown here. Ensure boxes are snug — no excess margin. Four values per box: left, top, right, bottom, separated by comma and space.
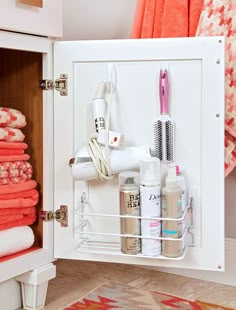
39, 74, 68, 96
39, 205, 68, 227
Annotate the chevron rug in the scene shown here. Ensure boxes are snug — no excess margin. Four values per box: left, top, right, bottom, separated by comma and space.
63, 282, 233, 310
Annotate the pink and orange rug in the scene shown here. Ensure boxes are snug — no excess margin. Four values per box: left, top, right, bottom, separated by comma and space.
63, 282, 234, 310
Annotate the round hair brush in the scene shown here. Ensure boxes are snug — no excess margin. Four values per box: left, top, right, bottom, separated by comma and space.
153, 69, 175, 162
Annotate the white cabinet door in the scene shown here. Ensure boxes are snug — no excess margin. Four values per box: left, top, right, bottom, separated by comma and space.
53, 37, 225, 271
0, 0, 62, 37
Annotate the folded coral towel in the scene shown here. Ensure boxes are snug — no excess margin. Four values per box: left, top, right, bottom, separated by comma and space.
0, 108, 26, 128
0, 161, 32, 184
0, 213, 36, 231
0, 188, 38, 200
0, 149, 24, 155
0, 172, 32, 185
0, 180, 37, 194
0, 161, 31, 172
0, 127, 25, 142
0, 173, 32, 185
0, 207, 35, 216
0, 207, 35, 223
0, 192, 39, 209
0, 154, 29, 162
0, 168, 31, 178
0, 226, 34, 258
0, 141, 27, 149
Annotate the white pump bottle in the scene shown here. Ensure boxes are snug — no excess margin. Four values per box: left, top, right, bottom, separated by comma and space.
161, 165, 182, 258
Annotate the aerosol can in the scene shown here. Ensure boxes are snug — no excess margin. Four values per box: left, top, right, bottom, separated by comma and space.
119, 171, 141, 255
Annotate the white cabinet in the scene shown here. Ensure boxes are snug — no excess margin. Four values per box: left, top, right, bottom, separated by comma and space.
0, 0, 62, 37
0, 30, 225, 309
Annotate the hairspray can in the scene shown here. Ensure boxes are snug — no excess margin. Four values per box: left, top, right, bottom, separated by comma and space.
119, 171, 141, 255
140, 157, 161, 256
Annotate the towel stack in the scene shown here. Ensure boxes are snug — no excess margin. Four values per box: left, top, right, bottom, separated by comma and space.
0, 108, 37, 257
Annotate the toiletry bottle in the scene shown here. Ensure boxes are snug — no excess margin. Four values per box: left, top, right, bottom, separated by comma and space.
140, 157, 161, 256
119, 171, 141, 255
162, 165, 182, 257
176, 165, 187, 235
176, 165, 187, 213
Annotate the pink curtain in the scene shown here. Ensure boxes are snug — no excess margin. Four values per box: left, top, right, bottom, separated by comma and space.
130, 0, 203, 38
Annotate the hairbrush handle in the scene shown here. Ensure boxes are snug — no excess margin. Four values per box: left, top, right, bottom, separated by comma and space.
159, 69, 169, 114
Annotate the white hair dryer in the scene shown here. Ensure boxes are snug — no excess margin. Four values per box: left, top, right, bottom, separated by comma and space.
69, 145, 151, 181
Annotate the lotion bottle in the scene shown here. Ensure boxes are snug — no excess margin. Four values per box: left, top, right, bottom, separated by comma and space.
176, 165, 187, 213
162, 165, 182, 257
176, 165, 187, 235
140, 157, 161, 256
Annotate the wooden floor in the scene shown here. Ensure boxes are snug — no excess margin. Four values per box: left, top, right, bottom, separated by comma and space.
41, 259, 236, 309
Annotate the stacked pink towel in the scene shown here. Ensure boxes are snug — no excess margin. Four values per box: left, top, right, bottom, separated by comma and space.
0, 181, 38, 229
0, 108, 30, 185
0, 108, 39, 232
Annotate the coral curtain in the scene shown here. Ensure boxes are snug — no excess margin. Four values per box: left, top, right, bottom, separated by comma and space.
196, 0, 236, 177
130, 0, 203, 38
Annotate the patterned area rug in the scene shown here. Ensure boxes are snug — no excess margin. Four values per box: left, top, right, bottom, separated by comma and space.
63, 282, 234, 310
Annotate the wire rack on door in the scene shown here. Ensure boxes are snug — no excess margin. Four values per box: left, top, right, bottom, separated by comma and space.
73, 191, 195, 261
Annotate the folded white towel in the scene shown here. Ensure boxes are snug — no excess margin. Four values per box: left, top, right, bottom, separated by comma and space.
0, 226, 34, 257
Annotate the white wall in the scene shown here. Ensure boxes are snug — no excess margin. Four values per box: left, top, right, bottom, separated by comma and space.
62, 0, 137, 40
62, 0, 236, 239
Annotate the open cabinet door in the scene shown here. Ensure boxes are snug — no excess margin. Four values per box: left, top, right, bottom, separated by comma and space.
53, 37, 225, 271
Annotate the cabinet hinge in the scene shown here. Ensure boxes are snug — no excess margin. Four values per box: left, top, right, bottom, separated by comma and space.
39, 74, 68, 96
39, 205, 68, 227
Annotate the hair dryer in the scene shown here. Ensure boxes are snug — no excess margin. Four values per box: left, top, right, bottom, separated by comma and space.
69, 145, 151, 181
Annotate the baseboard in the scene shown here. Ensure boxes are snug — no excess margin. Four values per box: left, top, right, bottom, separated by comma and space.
154, 238, 236, 287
